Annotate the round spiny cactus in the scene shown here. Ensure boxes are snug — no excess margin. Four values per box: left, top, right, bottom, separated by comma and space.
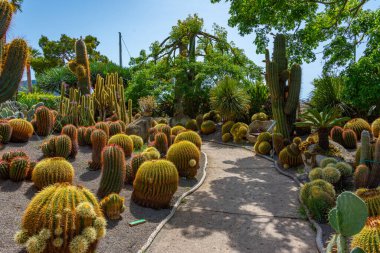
258, 141, 272, 155
89, 129, 107, 170
78, 126, 87, 146
158, 125, 171, 145
195, 114, 203, 130
351, 217, 380, 253
154, 132, 168, 155
32, 157, 74, 189
130, 154, 147, 182
15, 183, 106, 253
222, 133, 232, 143
342, 129, 357, 149
108, 134, 133, 157
322, 166, 341, 184
344, 118, 371, 140
98, 145, 126, 197
185, 119, 198, 131
84, 127, 95, 146
167, 140, 200, 179
335, 162, 352, 177
251, 112, 268, 121
142, 147, 161, 160
174, 130, 202, 150
35, 106, 54, 137
109, 121, 122, 137
61, 124, 78, 158
99, 193, 125, 220
308, 167, 323, 181
171, 125, 185, 135
0, 121, 12, 144
356, 188, 380, 217
9, 156, 29, 182
2, 150, 27, 162
257, 132, 272, 143
330, 126, 344, 145
222, 121, 234, 135
117, 120, 126, 133
129, 135, 143, 151
320, 157, 338, 168
278, 145, 303, 169
132, 160, 178, 209
201, 120, 216, 135
9, 119, 33, 143
230, 122, 249, 143
95, 122, 109, 138
372, 118, 380, 138
55, 135, 72, 159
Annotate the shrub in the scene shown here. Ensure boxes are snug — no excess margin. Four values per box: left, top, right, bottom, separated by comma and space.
247, 81, 270, 116
17, 92, 59, 110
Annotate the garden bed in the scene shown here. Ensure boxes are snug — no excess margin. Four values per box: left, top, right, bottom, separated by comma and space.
0, 135, 206, 253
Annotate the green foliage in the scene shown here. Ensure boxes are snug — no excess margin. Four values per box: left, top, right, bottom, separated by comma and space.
247, 81, 270, 115
17, 92, 59, 110
210, 76, 250, 121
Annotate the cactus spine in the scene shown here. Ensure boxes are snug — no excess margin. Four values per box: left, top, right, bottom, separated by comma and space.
89, 129, 107, 170
98, 145, 126, 197
100, 193, 125, 220
68, 39, 91, 95
265, 34, 301, 139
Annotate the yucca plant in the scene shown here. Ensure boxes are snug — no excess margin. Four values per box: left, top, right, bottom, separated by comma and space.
295, 108, 349, 150
210, 76, 250, 121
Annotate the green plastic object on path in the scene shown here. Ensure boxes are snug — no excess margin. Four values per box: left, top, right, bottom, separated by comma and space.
129, 219, 146, 227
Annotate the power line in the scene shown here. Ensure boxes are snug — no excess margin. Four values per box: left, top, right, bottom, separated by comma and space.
121, 34, 132, 59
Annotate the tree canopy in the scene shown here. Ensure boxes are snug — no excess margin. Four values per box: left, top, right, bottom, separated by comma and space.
30, 34, 109, 75
211, 0, 378, 72
127, 14, 262, 117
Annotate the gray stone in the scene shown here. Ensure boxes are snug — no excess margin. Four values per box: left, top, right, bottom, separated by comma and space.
125, 116, 153, 142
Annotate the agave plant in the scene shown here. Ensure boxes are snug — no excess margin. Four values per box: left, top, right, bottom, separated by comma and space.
295, 108, 349, 150
210, 76, 250, 121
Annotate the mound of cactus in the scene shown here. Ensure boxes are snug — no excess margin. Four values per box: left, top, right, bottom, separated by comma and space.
342, 129, 357, 149
335, 162, 353, 177
100, 193, 125, 220
230, 122, 249, 143
222, 121, 234, 135
251, 112, 268, 121
254, 132, 272, 155
265, 34, 301, 139
195, 114, 203, 130
34, 106, 54, 136
320, 157, 338, 168
300, 179, 336, 222
278, 137, 303, 169
108, 134, 134, 157
61, 124, 79, 158
185, 119, 198, 131
84, 127, 95, 145
356, 188, 380, 217
167, 140, 200, 179
89, 129, 107, 170
174, 130, 202, 150
32, 157, 74, 189
129, 135, 143, 151
132, 159, 178, 209
203, 110, 221, 123
41, 135, 72, 159
344, 118, 371, 140
98, 145, 126, 197
8, 119, 33, 142
372, 118, 380, 138
201, 120, 216, 135
0, 151, 31, 181
272, 132, 284, 155
14, 183, 106, 253
354, 131, 380, 189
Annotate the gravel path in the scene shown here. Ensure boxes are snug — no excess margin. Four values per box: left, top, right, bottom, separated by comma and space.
0, 135, 206, 253
148, 141, 317, 253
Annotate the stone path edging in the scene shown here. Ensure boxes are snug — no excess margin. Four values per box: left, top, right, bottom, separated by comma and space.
203, 139, 325, 253
138, 151, 208, 253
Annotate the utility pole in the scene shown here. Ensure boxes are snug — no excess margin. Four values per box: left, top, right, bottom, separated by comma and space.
119, 32, 122, 67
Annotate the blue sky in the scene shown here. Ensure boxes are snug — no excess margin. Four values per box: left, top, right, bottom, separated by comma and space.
10, 0, 379, 98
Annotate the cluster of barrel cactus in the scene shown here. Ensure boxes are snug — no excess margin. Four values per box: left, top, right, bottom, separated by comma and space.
344, 118, 371, 140
41, 134, 72, 159
251, 112, 268, 122
230, 122, 248, 143
0, 150, 34, 182
330, 125, 358, 149
278, 137, 303, 169
14, 183, 107, 253
254, 132, 272, 155
100, 193, 125, 220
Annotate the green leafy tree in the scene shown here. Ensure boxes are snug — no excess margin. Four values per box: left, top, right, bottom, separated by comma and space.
30, 34, 109, 75
211, 0, 377, 69
128, 14, 262, 118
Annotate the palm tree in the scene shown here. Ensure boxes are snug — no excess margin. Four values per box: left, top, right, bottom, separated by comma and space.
26, 47, 40, 92
295, 108, 349, 150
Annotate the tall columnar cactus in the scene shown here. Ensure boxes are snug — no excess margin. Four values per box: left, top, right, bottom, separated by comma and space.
167, 140, 200, 179
108, 134, 133, 157
89, 129, 107, 170
98, 145, 126, 198
99, 193, 125, 220
32, 157, 74, 189
132, 159, 179, 209
9, 156, 29, 182
61, 124, 78, 158
8, 119, 33, 143
265, 34, 301, 139
154, 132, 168, 155
78, 126, 87, 146
0, 121, 12, 143
14, 183, 107, 253
35, 106, 54, 136
68, 39, 91, 95
174, 130, 202, 150
128, 99, 132, 123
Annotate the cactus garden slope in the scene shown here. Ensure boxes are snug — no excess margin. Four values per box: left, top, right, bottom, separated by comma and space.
0, 135, 207, 253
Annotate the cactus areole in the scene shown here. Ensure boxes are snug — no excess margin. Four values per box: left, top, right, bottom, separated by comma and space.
265, 34, 301, 139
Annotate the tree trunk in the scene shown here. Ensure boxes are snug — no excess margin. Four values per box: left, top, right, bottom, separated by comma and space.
26, 63, 33, 93
318, 127, 329, 150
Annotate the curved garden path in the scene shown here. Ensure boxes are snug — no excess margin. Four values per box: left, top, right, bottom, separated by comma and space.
148, 141, 317, 253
